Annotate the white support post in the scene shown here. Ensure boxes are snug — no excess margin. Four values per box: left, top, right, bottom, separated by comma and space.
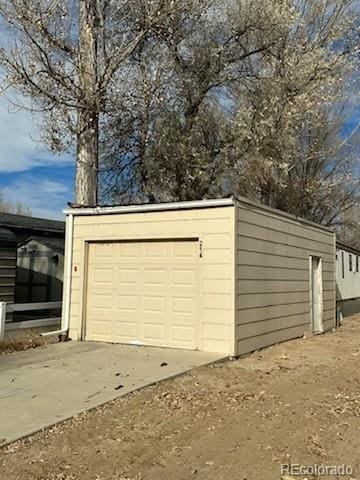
0, 302, 6, 341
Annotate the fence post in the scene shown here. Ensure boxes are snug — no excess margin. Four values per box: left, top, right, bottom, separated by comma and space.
0, 302, 6, 341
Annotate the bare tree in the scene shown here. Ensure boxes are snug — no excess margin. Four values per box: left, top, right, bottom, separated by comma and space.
0, 0, 358, 230
100, 0, 288, 203
76, 0, 99, 205
336, 201, 360, 249
226, 0, 359, 225
0, 0, 201, 205
100, 0, 359, 230
0, 193, 32, 215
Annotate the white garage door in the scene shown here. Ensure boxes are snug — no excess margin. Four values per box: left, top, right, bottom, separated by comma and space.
85, 240, 200, 349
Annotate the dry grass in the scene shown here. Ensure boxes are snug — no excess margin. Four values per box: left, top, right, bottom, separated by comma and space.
0, 333, 46, 354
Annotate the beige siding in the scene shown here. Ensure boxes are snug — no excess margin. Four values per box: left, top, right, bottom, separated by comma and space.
68, 206, 235, 354
235, 201, 336, 356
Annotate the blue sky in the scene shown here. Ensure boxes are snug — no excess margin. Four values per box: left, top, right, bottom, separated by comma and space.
0, 96, 74, 220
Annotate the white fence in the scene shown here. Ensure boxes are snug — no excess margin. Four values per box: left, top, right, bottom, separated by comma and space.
0, 301, 61, 341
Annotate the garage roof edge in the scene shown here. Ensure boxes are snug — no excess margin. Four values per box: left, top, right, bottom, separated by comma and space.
234, 195, 334, 234
63, 198, 235, 216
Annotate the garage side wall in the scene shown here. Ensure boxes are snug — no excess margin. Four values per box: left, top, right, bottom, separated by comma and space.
68, 206, 235, 354
235, 201, 335, 356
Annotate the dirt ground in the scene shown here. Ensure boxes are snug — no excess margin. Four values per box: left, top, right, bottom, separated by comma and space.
1, 316, 360, 480
0, 332, 50, 354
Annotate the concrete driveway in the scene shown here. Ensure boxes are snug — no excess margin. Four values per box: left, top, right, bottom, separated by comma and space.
0, 341, 224, 446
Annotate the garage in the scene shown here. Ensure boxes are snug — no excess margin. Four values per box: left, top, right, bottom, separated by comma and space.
62, 197, 336, 356
85, 239, 199, 349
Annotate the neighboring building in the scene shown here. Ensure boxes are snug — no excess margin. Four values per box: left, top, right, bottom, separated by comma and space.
16, 237, 64, 303
0, 228, 17, 306
336, 241, 360, 319
61, 197, 336, 356
0, 212, 65, 244
0, 212, 65, 306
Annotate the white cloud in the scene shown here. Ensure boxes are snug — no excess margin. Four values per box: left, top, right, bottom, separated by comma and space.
0, 95, 73, 219
0, 96, 72, 172
1, 176, 70, 219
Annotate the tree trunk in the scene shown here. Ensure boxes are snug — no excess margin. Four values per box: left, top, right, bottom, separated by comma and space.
76, 0, 99, 206
76, 109, 98, 206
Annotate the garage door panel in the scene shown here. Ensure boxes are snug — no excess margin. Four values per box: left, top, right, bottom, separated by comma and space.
145, 242, 167, 258
143, 295, 167, 313
172, 297, 196, 314
171, 325, 195, 343
172, 269, 196, 286
86, 240, 199, 349
118, 242, 140, 258
90, 293, 113, 310
118, 268, 139, 284
116, 294, 138, 311
143, 323, 166, 342
93, 268, 113, 284
87, 318, 112, 337
114, 321, 138, 339
144, 268, 167, 286
91, 243, 114, 259
173, 241, 197, 258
